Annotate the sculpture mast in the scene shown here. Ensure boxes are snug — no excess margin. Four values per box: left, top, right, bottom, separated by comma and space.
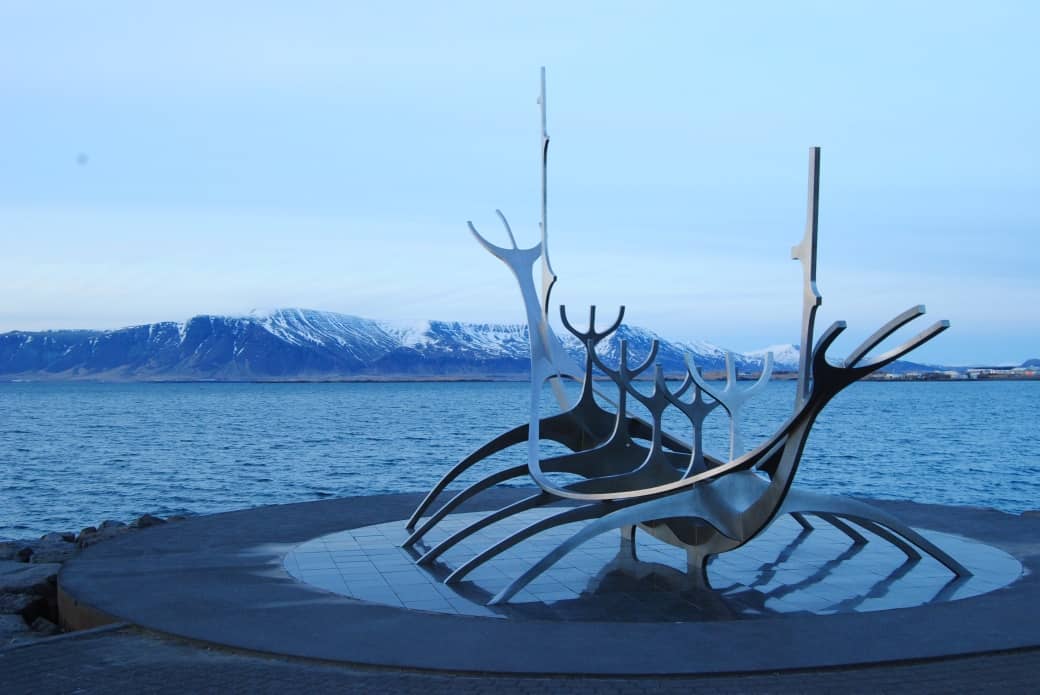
538, 66, 557, 316
537, 68, 572, 410
791, 147, 822, 411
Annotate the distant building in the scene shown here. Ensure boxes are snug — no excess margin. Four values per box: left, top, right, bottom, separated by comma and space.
966, 367, 1038, 380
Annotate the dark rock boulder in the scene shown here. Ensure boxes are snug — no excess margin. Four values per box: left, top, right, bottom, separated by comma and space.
130, 514, 166, 529
28, 542, 79, 564
77, 525, 131, 548
0, 592, 40, 614
0, 614, 30, 643
0, 541, 23, 562
0, 561, 61, 596
30, 616, 60, 636
0, 592, 46, 622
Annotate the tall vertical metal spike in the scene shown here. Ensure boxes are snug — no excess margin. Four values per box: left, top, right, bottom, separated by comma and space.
538, 66, 557, 316
791, 147, 822, 411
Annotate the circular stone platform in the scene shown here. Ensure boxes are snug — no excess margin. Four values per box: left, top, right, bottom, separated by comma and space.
58, 490, 1040, 675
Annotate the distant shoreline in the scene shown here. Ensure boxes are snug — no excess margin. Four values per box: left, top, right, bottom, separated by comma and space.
2, 373, 1038, 384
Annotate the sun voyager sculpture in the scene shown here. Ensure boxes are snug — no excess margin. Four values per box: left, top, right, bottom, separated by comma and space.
404, 69, 970, 605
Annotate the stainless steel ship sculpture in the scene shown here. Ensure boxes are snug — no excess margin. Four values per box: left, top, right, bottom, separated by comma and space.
405, 69, 970, 604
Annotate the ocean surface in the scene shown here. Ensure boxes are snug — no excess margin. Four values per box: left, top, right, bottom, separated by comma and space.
1, 380, 1037, 538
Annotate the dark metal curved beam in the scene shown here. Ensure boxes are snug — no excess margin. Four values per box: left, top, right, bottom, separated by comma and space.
814, 512, 868, 545
790, 512, 815, 532
445, 502, 615, 584
405, 408, 691, 529
485, 494, 728, 605
780, 488, 970, 577
847, 519, 922, 562
406, 424, 529, 530
403, 465, 528, 548
844, 305, 925, 367
417, 492, 553, 566
406, 433, 668, 549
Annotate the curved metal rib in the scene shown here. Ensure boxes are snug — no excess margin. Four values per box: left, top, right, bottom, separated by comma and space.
844, 305, 925, 367
589, 338, 660, 390
559, 304, 625, 346
407, 406, 692, 538
814, 512, 868, 545
406, 424, 529, 530
852, 518, 921, 562
661, 380, 718, 474
790, 512, 815, 532
470, 206, 583, 414
780, 488, 971, 577
408, 300, 631, 534
686, 350, 773, 459
539, 367, 705, 497
417, 492, 552, 566
404, 464, 527, 547
488, 512, 632, 602
467, 215, 534, 262
409, 316, 681, 541
406, 411, 599, 533
852, 321, 950, 375
445, 502, 612, 584
406, 416, 658, 549
486, 491, 730, 605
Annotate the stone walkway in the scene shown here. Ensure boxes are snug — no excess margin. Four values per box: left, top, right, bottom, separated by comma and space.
0, 625, 1037, 694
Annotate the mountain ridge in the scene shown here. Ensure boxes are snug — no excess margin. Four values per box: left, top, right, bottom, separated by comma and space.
0, 307, 963, 382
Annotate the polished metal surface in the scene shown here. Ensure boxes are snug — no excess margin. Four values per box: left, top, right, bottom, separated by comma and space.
688, 349, 773, 459
407, 72, 970, 605
792, 146, 822, 412
403, 303, 690, 546
538, 66, 556, 320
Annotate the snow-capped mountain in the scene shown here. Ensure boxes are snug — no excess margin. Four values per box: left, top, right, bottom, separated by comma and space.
745, 344, 802, 371
0, 308, 934, 381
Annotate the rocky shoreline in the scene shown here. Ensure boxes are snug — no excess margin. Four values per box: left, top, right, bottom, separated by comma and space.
0, 513, 184, 647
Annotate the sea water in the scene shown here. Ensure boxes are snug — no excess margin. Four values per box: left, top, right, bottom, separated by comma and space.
0, 380, 1037, 538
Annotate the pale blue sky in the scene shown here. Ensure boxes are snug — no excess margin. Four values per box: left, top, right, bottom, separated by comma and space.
1, 2, 1036, 365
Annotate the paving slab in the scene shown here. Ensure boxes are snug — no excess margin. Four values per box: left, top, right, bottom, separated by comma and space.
1, 624, 1037, 694
1, 626, 1039, 694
